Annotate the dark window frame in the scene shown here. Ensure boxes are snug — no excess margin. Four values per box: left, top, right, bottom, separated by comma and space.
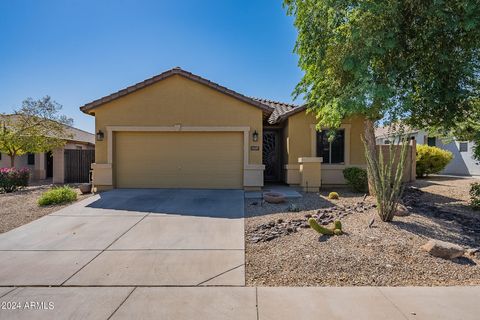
427, 137, 436, 147
27, 153, 35, 165
316, 129, 345, 164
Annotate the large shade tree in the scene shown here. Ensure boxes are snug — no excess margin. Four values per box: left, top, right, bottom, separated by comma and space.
284, 0, 480, 221
0, 96, 73, 167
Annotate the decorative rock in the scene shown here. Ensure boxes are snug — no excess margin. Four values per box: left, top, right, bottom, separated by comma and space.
421, 239, 465, 259
263, 192, 286, 204
317, 211, 326, 219
394, 204, 410, 216
466, 248, 479, 258
249, 200, 376, 243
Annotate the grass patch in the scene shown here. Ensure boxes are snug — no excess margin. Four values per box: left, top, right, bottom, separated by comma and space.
38, 186, 77, 206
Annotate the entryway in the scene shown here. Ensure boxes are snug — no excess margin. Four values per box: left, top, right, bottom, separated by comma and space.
263, 129, 282, 182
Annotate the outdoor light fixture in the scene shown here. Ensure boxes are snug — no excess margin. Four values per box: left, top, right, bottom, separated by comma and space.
252, 130, 259, 142
96, 130, 104, 141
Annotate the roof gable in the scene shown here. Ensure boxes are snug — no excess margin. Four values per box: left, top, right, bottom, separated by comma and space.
80, 68, 273, 115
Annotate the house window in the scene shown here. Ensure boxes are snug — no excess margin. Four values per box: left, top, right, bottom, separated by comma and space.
459, 142, 468, 152
27, 153, 35, 165
427, 137, 436, 147
384, 139, 391, 145
316, 129, 345, 164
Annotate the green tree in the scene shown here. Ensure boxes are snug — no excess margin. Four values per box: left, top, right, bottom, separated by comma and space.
0, 96, 73, 167
284, 0, 480, 221
448, 100, 480, 160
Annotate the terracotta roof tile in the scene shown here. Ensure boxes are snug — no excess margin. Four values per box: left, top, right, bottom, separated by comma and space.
80, 67, 273, 114
252, 98, 304, 124
79, 67, 309, 124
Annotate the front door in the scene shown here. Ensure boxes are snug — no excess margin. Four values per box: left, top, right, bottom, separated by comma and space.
263, 130, 281, 182
45, 152, 53, 178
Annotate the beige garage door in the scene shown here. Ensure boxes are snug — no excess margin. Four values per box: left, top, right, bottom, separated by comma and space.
114, 131, 244, 189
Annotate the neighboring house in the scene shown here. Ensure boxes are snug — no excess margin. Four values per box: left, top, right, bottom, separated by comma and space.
80, 67, 414, 192
376, 127, 480, 176
0, 124, 95, 183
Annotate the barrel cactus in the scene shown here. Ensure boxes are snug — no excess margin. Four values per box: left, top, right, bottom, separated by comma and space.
328, 192, 339, 200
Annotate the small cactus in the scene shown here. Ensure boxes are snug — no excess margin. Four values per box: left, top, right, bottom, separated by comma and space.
308, 218, 334, 235
308, 218, 343, 236
328, 192, 339, 200
334, 220, 342, 230
333, 228, 343, 235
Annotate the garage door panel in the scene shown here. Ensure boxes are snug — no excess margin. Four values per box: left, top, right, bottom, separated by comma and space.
115, 132, 243, 189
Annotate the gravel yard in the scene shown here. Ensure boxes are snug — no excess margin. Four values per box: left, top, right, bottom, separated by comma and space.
0, 182, 92, 234
246, 176, 480, 286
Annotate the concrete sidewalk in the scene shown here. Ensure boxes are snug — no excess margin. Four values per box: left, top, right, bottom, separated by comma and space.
0, 286, 478, 319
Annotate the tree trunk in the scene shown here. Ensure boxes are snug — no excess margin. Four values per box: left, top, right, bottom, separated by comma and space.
364, 119, 378, 195
9, 154, 15, 168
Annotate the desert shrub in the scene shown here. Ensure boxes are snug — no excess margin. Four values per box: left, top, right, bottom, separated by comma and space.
343, 167, 368, 192
38, 186, 77, 206
470, 182, 480, 211
416, 145, 453, 178
328, 192, 339, 199
0, 168, 30, 193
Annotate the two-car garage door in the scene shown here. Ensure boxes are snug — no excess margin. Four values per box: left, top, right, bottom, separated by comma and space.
114, 131, 244, 189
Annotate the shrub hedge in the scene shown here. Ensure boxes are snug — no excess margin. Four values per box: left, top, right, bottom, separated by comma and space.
38, 186, 77, 206
470, 182, 480, 211
416, 144, 453, 178
343, 167, 368, 192
0, 168, 30, 193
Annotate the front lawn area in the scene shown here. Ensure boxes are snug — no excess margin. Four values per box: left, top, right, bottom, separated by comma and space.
245, 176, 480, 286
0, 183, 92, 234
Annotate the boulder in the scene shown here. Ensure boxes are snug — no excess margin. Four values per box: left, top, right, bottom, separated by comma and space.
263, 192, 286, 204
421, 239, 465, 259
466, 248, 479, 258
394, 204, 410, 217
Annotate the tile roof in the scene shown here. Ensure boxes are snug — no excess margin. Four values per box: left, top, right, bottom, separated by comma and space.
65, 125, 95, 144
251, 98, 304, 124
79, 67, 307, 124
80, 67, 273, 115
375, 124, 418, 138
0, 114, 94, 144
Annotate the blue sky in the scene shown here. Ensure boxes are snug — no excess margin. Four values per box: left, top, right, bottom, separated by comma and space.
0, 0, 302, 133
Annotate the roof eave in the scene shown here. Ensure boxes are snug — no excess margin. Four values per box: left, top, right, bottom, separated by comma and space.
79, 68, 274, 115
273, 105, 307, 124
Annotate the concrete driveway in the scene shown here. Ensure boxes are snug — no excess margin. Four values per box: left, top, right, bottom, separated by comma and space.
0, 189, 245, 287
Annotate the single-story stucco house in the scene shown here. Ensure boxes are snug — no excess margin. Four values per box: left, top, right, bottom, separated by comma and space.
80, 68, 414, 192
0, 124, 95, 183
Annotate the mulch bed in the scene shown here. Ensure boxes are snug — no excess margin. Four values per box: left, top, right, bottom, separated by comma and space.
245, 177, 480, 286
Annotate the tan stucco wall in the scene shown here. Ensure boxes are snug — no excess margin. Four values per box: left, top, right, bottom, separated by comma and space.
284, 112, 367, 185
91, 75, 263, 188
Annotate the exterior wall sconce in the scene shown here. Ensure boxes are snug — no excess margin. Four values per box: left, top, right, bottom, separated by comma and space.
96, 130, 104, 141
252, 130, 259, 142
